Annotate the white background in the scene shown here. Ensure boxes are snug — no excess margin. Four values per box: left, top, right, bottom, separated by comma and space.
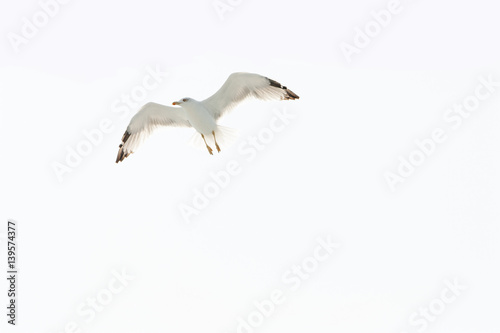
1, 0, 499, 332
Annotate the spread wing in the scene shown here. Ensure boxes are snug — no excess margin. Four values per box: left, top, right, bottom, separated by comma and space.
115, 102, 191, 163
201, 72, 299, 120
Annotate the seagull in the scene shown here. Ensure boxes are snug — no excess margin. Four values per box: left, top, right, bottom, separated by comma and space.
115, 72, 299, 163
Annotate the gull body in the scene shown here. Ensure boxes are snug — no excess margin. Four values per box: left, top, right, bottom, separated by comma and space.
172, 98, 221, 154
115, 72, 299, 162
173, 98, 216, 136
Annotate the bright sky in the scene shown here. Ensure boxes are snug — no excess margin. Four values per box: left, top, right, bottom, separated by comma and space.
1, 0, 500, 332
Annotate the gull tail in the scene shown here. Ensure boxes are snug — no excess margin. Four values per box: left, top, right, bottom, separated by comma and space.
189, 126, 239, 153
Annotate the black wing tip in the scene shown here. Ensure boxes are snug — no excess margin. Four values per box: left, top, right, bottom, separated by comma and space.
121, 130, 131, 143
284, 88, 300, 100
115, 148, 132, 163
268, 78, 282, 88
115, 130, 132, 163
115, 149, 124, 163
267, 77, 300, 100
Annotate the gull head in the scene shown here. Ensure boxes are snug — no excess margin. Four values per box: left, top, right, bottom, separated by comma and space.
172, 97, 192, 106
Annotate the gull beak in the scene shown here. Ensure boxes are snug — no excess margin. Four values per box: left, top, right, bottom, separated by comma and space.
172, 101, 180, 106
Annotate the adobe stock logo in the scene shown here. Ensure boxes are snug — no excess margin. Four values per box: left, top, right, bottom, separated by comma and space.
53, 268, 134, 333
385, 74, 499, 192
7, 0, 73, 53
230, 235, 340, 333
178, 107, 296, 224
398, 278, 466, 333
212, 0, 243, 21
339, 0, 406, 63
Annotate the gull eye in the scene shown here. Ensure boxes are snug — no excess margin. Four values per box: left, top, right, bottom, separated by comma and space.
183, 98, 187, 102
